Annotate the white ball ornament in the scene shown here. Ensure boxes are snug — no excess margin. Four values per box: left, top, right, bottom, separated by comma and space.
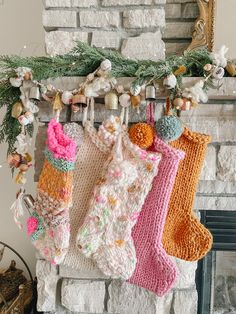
10, 77, 22, 87
119, 93, 131, 108
100, 59, 112, 71
163, 74, 177, 89
61, 91, 73, 105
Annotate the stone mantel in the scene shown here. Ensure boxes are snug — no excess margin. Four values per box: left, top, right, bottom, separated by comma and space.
35, 77, 236, 313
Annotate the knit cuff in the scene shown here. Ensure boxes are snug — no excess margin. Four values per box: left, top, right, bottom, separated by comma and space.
153, 136, 185, 160
183, 127, 212, 144
46, 119, 77, 161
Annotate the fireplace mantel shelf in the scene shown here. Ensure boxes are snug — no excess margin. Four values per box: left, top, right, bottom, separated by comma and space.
41, 77, 236, 100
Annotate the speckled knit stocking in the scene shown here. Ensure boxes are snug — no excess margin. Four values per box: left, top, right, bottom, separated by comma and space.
76, 132, 161, 279
128, 135, 185, 296
162, 127, 213, 261
27, 119, 77, 265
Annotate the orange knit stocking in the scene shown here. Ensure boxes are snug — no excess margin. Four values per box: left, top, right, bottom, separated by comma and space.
162, 127, 213, 261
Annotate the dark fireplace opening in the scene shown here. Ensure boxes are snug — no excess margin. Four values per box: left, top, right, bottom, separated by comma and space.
197, 210, 236, 314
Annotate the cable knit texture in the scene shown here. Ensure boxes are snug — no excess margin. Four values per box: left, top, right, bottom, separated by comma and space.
76, 132, 161, 279
162, 127, 213, 261
27, 119, 77, 265
128, 135, 185, 296
62, 119, 115, 271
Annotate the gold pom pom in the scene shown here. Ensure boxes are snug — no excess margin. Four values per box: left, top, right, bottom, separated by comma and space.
128, 123, 154, 149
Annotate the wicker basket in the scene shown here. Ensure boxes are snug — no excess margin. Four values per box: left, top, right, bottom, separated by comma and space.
0, 261, 27, 303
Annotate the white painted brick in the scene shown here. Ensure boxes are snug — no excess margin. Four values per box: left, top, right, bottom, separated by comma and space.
45, 31, 88, 55
59, 264, 107, 279
123, 9, 165, 28
218, 146, 236, 182
182, 3, 199, 18
154, 0, 166, 3
108, 281, 173, 314
121, 31, 165, 61
166, 42, 190, 55
71, 0, 98, 7
44, 0, 98, 6
91, 31, 120, 49
173, 290, 198, 314
180, 104, 236, 143
61, 279, 105, 313
198, 181, 236, 195
80, 10, 120, 28
43, 10, 77, 28
195, 197, 236, 210
167, 0, 193, 2
173, 257, 197, 289
102, 0, 152, 5
164, 22, 193, 38
36, 260, 59, 312
44, 0, 71, 7
165, 3, 181, 18
200, 145, 216, 181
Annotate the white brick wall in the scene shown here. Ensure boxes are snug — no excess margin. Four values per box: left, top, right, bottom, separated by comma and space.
43, 0, 167, 59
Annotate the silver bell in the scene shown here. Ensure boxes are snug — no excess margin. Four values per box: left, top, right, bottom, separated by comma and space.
23, 194, 35, 210
145, 85, 156, 101
29, 86, 41, 101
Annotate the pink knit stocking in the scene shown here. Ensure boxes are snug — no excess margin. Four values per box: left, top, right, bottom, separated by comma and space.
128, 104, 185, 296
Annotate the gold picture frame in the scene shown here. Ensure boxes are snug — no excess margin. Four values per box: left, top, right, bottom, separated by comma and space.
187, 0, 216, 52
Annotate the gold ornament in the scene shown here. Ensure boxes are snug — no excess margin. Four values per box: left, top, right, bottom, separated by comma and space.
11, 102, 23, 118
226, 63, 236, 77
53, 92, 64, 111
104, 91, 118, 110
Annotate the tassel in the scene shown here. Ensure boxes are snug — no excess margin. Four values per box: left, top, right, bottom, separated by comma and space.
10, 187, 25, 229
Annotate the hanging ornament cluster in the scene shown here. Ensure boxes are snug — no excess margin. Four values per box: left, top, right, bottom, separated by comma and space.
0, 44, 229, 186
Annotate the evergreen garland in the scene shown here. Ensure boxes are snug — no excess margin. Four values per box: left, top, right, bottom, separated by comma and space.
0, 41, 214, 153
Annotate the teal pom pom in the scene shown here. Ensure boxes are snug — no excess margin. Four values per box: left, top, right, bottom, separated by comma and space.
155, 115, 183, 142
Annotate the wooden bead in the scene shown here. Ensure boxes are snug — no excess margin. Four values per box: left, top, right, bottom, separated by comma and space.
19, 163, 29, 172
7, 153, 21, 168
24, 72, 31, 80
173, 98, 184, 109
131, 95, 141, 108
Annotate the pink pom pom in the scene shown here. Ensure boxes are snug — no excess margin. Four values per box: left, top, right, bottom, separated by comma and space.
46, 119, 77, 161
27, 216, 38, 235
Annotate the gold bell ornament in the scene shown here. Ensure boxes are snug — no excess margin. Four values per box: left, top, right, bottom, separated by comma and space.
29, 86, 41, 101
226, 63, 236, 77
145, 84, 156, 101
104, 91, 119, 110
53, 92, 64, 112
71, 93, 87, 112
11, 102, 24, 118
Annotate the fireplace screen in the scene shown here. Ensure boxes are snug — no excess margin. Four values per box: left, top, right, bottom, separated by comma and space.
197, 211, 236, 314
